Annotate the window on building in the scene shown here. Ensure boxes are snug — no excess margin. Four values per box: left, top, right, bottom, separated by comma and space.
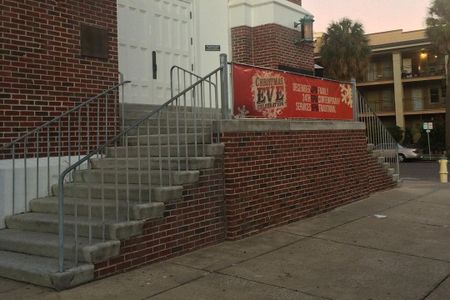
429, 87, 440, 103
381, 89, 394, 110
382, 61, 393, 79
80, 24, 109, 59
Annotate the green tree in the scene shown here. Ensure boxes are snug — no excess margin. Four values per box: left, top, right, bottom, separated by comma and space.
426, 0, 450, 153
319, 18, 371, 81
387, 125, 404, 143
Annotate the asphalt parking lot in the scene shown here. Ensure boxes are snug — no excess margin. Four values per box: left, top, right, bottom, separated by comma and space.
400, 160, 443, 182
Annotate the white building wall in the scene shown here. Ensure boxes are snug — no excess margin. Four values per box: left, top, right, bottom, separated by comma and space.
118, 0, 231, 105
0, 157, 87, 229
194, 0, 230, 76
229, 0, 312, 28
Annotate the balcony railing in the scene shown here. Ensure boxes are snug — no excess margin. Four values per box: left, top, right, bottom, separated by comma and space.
403, 98, 446, 112
364, 72, 394, 82
402, 67, 446, 79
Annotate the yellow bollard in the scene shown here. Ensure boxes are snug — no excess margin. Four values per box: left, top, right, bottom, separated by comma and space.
438, 158, 448, 183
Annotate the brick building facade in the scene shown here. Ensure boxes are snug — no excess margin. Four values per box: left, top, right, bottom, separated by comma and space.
231, 24, 314, 72
0, 0, 119, 147
230, 0, 314, 74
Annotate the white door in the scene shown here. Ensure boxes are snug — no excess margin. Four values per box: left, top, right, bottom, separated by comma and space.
118, 0, 194, 104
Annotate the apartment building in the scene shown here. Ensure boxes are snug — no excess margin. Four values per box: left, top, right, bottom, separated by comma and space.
357, 29, 448, 142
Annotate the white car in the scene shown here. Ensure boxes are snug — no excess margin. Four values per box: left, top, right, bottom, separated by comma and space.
374, 144, 421, 162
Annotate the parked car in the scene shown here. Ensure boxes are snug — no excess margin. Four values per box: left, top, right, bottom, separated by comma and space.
373, 143, 422, 162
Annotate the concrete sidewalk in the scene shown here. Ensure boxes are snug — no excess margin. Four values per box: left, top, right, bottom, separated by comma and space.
1, 181, 449, 300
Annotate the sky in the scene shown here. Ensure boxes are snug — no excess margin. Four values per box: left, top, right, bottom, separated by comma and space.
302, 0, 431, 34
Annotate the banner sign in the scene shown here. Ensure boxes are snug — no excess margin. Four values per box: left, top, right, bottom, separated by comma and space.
232, 64, 353, 120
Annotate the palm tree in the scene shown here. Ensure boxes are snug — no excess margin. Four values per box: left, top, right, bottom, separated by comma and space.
319, 18, 370, 82
426, 0, 450, 153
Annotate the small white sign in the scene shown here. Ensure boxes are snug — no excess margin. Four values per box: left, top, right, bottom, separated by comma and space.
423, 122, 433, 130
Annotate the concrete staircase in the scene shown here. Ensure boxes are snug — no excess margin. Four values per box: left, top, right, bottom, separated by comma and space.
368, 143, 400, 183
0, 104, 223, 290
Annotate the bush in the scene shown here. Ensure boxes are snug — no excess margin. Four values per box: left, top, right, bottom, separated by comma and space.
403, 127, 414, 146
387, 125, 404, 143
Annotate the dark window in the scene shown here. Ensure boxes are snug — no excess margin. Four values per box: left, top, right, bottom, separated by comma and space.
429, 87, 440, 103
80, 24, 109, 59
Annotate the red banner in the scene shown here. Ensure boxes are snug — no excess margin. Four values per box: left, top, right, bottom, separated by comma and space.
232, 64, 353, 120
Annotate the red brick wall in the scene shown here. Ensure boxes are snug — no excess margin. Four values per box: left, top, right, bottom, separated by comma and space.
0, 0, 119, 150
95, 163, 226, 278
231, 24, 314, 71
94, 127, 396, 279
231, 26, 253, 66
222, 130, 396, 240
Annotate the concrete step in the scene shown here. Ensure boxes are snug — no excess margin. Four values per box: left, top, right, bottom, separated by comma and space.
123, 117, 215, 128
382, 162, 390, 169
392, 174, 400, 182
52, 183, 183, 203
126, 133, 211, 146
121, 103, 220, 113
0, 250, 94, 290
105, 143, 224, 158
5, 213, 144, 240
30, 197, 165, 221
0, 229, 120, 264
90, 156, 216, 171
387, 168, 395, 176
126, 125, 213, 136
377, 156, 386, 164
123, 110, 220, 120
73, 169, 200, 186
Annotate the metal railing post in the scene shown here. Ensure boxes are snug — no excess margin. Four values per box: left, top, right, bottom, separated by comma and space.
120, 72, 125, 138
351, 78, 358, 121
58, 178, 65, 273
220, 54, 230, 119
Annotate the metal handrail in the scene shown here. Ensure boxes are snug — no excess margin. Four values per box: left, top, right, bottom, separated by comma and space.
57, 58, 228, 272
61, 67, 222, 174
1, 81, 130, 151
1, 77, 131, 216
357, 92, 400, 175
170, 66, 217, 97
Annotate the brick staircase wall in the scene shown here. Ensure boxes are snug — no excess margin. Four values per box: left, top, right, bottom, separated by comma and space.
94, 160, 226, 279
221, 127, 396, 240
367, 155, 397, 193
93, 122, 396, 279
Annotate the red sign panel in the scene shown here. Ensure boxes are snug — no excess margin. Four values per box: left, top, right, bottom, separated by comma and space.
232, 64, 353, 120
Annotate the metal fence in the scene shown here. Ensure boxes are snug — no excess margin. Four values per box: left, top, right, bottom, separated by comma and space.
356, 93, 400, 175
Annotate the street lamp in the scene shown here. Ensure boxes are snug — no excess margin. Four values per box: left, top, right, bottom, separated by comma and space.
294, 15, 314, 44
420, 50, 428, 60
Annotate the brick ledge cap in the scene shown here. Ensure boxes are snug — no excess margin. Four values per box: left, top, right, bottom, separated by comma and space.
217, 119, 365, 132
